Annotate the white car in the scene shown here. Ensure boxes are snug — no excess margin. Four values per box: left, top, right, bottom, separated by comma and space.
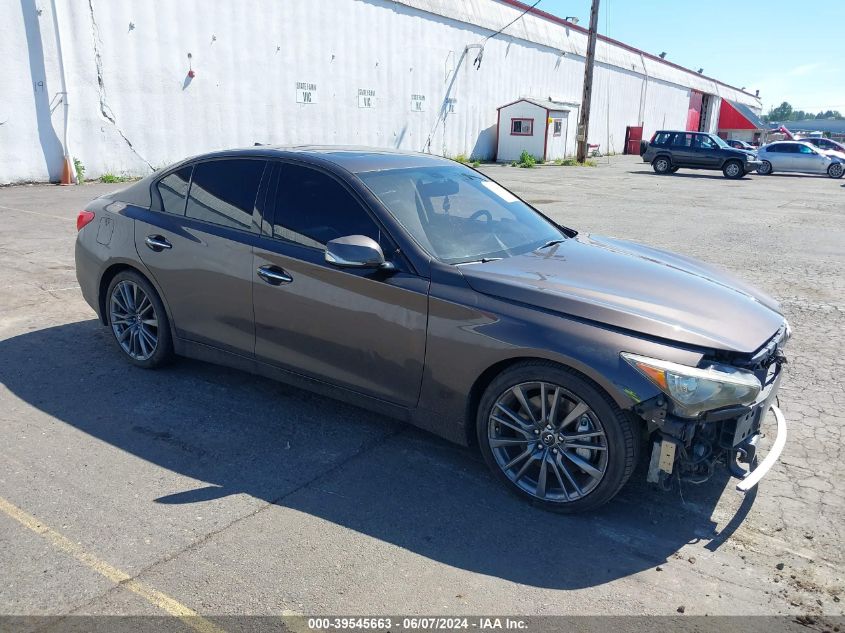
757, 141, 845, 178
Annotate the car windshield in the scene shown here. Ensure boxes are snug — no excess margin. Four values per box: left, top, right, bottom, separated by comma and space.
358, 165, 566, 264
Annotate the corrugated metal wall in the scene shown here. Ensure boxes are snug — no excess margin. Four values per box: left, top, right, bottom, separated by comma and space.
0, 0, 762, 183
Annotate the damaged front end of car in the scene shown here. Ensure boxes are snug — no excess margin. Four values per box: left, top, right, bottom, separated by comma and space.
624, 322, 790, 493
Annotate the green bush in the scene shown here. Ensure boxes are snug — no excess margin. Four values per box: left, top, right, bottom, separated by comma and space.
518, 150, 536, 168
73, 158, 85, 183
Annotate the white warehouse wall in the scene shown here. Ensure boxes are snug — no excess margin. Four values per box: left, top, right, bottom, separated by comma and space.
0, 0, 762, 184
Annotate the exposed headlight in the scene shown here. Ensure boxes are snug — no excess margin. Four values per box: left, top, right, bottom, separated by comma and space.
621, 353, 761, 418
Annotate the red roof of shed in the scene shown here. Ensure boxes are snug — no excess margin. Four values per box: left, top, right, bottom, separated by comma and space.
718, 99, 765, 131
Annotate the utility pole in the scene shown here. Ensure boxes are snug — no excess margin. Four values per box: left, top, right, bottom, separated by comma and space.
576, 0, 600, 163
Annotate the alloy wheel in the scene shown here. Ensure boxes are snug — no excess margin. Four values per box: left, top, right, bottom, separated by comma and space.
725, 162, 741, 177
488, 382, 609, 502
109, 280, 159, 361
829, 163, 844, 178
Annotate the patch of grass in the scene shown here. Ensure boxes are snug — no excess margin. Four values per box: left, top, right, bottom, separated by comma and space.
517, 150, 537, 168
99, 173, 134, 183
451, 154, 482, 167
553, 158, 597, 167
73, 158, 85, 183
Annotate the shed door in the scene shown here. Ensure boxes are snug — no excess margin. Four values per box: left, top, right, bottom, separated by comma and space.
545, 112, 569, 160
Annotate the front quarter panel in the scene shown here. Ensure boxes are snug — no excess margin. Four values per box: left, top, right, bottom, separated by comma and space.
417, 263, 705, 444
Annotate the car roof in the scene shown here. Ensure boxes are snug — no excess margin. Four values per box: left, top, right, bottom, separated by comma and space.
179, 145, 458, 174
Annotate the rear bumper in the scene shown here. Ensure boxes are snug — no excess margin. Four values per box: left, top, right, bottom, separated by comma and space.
74, 235, 101, 318
735, 404, 786, 493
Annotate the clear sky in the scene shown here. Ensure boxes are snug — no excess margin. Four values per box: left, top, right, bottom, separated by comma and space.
538, 0, 845, 114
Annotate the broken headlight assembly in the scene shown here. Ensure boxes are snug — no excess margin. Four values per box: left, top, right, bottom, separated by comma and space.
621, 352, 762, 418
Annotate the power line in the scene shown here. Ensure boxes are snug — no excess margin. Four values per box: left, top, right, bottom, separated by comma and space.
481, 0, 543, 45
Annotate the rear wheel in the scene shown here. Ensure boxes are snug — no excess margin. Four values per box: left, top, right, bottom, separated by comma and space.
106, 270, 173, 369
828, 163, 844, 179
757, 160, 773, 175
477, 362, 638, 513
723, 160, 744, 179
652, 156, 672, 174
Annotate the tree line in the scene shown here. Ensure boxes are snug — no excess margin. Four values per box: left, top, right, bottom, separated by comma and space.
763, 102, 844, 122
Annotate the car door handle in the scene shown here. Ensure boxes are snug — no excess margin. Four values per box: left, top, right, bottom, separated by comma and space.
145, 235, 172, 251
257, 265, 293, 285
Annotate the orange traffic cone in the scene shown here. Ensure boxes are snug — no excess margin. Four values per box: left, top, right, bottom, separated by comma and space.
60, 155, 76, 185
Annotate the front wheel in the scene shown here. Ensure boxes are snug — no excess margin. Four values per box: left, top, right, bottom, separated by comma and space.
828, 163, 844, 179
757, 160, 773, 175
723, 160, 744, 179
477, 362, 638, 513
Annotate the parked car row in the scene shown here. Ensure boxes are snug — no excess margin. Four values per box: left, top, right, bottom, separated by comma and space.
640, 131, 845, 179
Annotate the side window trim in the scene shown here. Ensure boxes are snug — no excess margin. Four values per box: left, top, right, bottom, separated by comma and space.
153, 164, 194, 215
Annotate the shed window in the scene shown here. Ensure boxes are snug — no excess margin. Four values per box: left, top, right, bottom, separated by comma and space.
553, 120, 563, 136
510, 118, 533, 136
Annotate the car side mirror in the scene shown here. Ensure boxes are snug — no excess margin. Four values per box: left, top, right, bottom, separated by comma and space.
325, 235, 395, 270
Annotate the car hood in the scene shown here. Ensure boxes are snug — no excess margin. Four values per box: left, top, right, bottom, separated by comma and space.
458, 234, 784, 353
820, 149, 845, 161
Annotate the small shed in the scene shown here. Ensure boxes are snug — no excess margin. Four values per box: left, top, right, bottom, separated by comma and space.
496, 98, 578, 163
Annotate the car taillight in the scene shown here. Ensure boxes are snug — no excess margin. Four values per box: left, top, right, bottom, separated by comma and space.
77, 210, 95, 231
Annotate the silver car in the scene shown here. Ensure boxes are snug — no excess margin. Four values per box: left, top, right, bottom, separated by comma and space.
757, 141, 844, 178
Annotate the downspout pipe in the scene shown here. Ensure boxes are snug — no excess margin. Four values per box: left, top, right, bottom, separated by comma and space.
50, 0, 76, 183
638, 52, 649, 127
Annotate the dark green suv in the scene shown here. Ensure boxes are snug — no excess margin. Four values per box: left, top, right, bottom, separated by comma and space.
641, 130, 762, 179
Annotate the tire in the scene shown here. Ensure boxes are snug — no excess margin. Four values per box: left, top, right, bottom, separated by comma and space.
722, 160, 744, 179
828, 163, 844, 179
106, 270, 173, 369
652, 156, 672, 174
476, 361, 639, 513
669, 167, 680, 173
757, 160, 773, 175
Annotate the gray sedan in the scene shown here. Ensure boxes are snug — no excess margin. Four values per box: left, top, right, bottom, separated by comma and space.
757, 141, 845, 178
75, 146, 789, 512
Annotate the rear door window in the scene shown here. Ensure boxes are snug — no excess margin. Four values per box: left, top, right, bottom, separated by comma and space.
185, 159, 266, 231
157, 166, 192, 215
671, 133, 694, 147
